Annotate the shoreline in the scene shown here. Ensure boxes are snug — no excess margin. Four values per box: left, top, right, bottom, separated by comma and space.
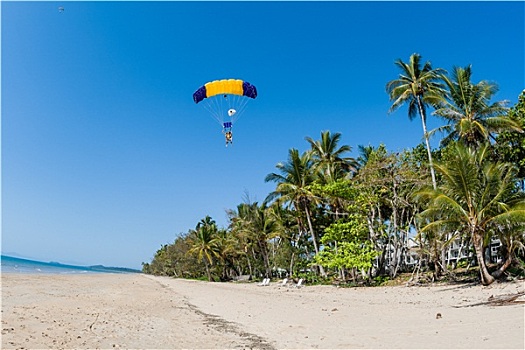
2, 273, 524, 349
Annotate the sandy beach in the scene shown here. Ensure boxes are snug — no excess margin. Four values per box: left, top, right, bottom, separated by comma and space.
2, 273, 524, 349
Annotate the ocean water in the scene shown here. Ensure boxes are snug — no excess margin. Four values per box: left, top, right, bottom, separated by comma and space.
0, 255, 136, 274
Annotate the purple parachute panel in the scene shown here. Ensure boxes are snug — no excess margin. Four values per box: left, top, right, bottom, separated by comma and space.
242, 81, 258, 99
193, 86, 207, 104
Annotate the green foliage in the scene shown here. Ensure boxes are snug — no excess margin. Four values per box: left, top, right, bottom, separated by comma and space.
433, 66, 519, 149
188, 216, 220, 266
314, 220, 379, 272
309, 179, 359, 202
314, 240, 378, 271
295, 270, 329, 285
372, 275, 390, 286
144, 234, 203, 277
386, 53, 446, 120
494, 90, 525, 183
456, 260, 469, 269
323, 220, 368, 243
305, 130, 357, 183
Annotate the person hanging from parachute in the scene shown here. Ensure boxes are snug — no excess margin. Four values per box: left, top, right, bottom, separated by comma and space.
223, 121, 233, 146
193, 79, 257, 147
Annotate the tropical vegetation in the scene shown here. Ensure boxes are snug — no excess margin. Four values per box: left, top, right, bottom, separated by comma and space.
142, 54, 525, 287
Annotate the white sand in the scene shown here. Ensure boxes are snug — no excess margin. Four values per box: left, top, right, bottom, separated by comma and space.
2, 273, 524, 349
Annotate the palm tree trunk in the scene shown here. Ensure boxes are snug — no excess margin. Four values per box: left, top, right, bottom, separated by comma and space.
431, 240, 442, 279
289, 251, 295, 277
491, 255, 512, 279
304, 206, 327, 277
416, 97, 437, 190
472, 233, 495, 285
204, 259, 212, 282
244, 249, 253, 279
259, 240, 271, 277
491, 244, 512, 279
247, 255, 253, 278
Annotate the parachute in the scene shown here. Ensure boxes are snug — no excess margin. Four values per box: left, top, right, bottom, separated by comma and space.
193, 79, 257, 127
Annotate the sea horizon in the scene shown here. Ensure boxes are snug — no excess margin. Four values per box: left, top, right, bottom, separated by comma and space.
0, 255, 142, 275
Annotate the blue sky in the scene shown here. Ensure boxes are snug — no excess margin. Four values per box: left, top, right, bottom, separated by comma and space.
2, 1, 524, 269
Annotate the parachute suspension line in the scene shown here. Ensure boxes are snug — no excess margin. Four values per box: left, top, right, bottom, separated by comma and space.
226, 94, 237, 122
200, 94, 252, 126
230, 95, 251, 124
228, 94, 243, 121
210, 95, 224, 122
226, 94, 234, 112
219, 94, 233, 124
202, 98, 223, 125
217, 95, 228, 123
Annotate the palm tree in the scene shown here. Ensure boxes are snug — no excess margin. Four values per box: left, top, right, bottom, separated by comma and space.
265, 148, 326, 276
356, 144, 375, 170
306, 131, 357, 220
228, 202, 257, 278
305, 130, 357, 183
213, 228, 238, 281
386, 53, 446, 189
432, 65, 521, 148
228, 202, 281, 278
188, 216, 220, 281
416, 143, 525, 285
251, 204, 282, 277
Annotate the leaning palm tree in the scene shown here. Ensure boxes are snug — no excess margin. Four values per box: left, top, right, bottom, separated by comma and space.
265, 148, 326, 276
432, 65, 521, 148
386, 53, 446, 189
416, 143, 525, 285
305, 130, 357, 183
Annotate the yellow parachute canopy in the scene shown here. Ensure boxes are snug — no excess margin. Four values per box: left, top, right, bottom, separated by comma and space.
205, 79, 244, 98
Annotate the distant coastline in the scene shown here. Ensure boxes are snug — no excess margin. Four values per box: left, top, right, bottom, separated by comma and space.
0, 255, 142, 274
